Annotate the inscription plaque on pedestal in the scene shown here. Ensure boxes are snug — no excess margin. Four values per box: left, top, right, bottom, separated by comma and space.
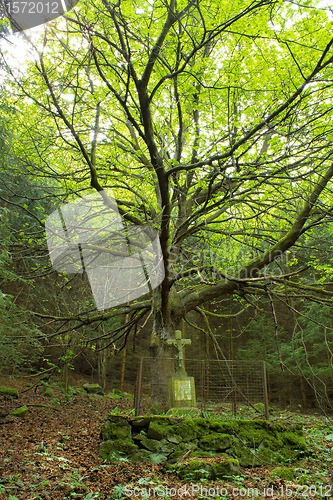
175, 379, 192, 400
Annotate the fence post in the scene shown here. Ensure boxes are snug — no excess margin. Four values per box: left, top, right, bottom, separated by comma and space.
262, 361, 270, 420
202, 360, 206, 412
134, 357, 144, 416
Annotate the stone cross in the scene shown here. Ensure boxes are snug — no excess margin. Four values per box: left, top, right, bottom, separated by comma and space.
166, 330, 191, 375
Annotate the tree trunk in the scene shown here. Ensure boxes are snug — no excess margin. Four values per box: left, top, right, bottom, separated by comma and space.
148, 286, 181, 411
149, 302, 178, 411
300, 376, 308, 409
120, 311, 129, 392
120, 348, 127, 392
97, 343, 107, 392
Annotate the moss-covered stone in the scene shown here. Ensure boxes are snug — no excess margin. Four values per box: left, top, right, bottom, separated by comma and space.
167, 434, 182, 444
99, 415, 306, 467
83, 383, 104, 395
229, 445, 263, 467
150, 453, 169, 464
147, 416, 209, 441
159, 439, 176, 454
136, 433, 175, 454
212, 458, 240, 478
11, 405, 28, 417
281, 430, 306, 450
140, 436, 161, 452
132, 430, 147, 443
237, 427, 283, 451
168, 441, 197, 461
200, 433, 235, 452
0, 386, 19, 399
99, 438, 138, 460
208, 420, 236, 434
41, 386, 55, 398
107, 392, 122, 399
271, 467, 295, 481
147, 417, 177, 440
177, 459, 213, 480
100, 415, 132, 441
177, 418, 201, 440
191, 450, 218, 458
254, 403, 266, 411
130, 417, 151, 429
176, 458, 239, 480
129, 450, 153, 463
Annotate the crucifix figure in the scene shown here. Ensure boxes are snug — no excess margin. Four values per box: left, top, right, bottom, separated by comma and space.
166, 330, 191, 375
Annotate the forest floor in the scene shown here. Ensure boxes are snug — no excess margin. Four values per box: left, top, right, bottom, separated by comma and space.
0, 375, 332, 500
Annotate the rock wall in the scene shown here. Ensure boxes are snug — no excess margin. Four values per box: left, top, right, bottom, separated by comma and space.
99, 415, 306, 471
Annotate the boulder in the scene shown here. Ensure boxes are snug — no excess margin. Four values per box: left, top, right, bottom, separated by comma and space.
0, 386, 19, 399
99, 438, 138, 461
271, 467, 296, 481
41, 386, 55, 398
11, 405, 28, 417
82, 383, 104, 395
100, 415, 132, 441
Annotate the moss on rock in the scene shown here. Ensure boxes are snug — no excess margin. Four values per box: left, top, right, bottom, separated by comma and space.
176, 458, 239, 480
100, 415, 132, 441
41, 386, 55, 398
271, 467, 295, 481
130, 449, 153, 463
11, 405, 28, 417
0, 387, 19, 399
83, 383, 104, 395
281, 430, 306, 450
229, 445, 263, 467
107, 392, 122, 399
147, 417, 177, 440
140, 436, 161, 452
150, 452, 169, 464
177, 418, 201, 440
177, 459, 212, 480
212, 458, 240, 478
99, 438, 138, 461
99, 415, 306, 467
208, 420, 236, 434
200, 433, 235, 452
130, 417, 151, 429
237, 427, 283, 451
168, 441, 198, 461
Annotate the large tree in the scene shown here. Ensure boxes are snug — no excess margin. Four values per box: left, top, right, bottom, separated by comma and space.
2, 0, 333, 406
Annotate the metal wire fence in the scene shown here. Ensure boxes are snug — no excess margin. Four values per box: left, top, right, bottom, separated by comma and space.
134, 358, 269, 417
